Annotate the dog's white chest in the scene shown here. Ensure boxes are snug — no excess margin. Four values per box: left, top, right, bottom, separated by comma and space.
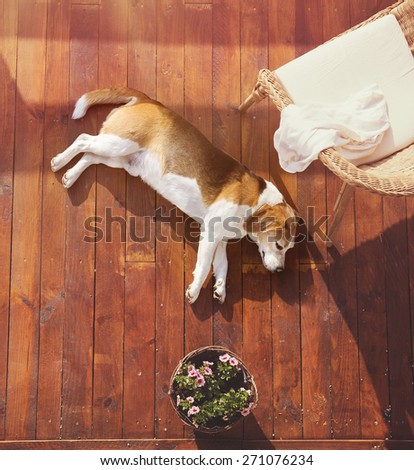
128, 150, 206, 219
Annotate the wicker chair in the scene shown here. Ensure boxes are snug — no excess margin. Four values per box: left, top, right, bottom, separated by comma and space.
239, 0, 414, 243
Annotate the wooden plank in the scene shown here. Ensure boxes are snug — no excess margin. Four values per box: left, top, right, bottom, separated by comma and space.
242, 265, 273, 439
272, 263, 302, 439
240, 0, 273, 440
126, 0, 156, 262
213, 0, 243, 384
184, 0, 212, 4
295, 0, 328, 263
300, 267, 331, 439
268, 0, 302, 440
294, 0, 330, 440
268, 0, 297, 204
355, 192, 389, 438
383, 197, 414, 439
91, 0, 128, 439
122, 0, 157, 440
60, 3, 98, 439
155, 0, 185, 440
123, 262, 156, 438
184, 3, 213, 355
350, 0, 390, 441
0, 438, 393, 450
0, 0, 18, 440
36, 0, 70, 440
6, 0, 47, 440
240, 0, 269, 265
211, 0, 243, 353
72, 0, 101, 4
210, 0, 243, 440
322, 1, 360, 439
407, 198, 414, 438
378, 0, 414, 443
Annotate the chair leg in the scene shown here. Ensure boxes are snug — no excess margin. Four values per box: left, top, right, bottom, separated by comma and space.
326, 182, 354, 246
238, 91, 258, 112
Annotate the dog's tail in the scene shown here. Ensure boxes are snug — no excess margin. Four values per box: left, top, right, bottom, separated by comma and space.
72, 87, 151, 120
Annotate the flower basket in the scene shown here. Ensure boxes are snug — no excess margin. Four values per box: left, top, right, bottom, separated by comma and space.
169, 346, 258, 433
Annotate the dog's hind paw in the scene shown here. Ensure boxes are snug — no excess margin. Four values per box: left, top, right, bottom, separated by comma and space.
51, 156, 62, 172
213, 280, 226, 304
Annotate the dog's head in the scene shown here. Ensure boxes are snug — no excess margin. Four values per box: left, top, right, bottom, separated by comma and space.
244, 202, 298, 272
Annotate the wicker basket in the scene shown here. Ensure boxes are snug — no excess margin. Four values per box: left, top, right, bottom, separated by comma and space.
169, 346, 258, 433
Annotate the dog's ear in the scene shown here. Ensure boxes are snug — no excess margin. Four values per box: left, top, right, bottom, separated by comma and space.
244, 204, 285, 234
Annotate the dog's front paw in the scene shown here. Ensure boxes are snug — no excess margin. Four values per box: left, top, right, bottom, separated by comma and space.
186, 284, 201, 304
213, 279, 226, 304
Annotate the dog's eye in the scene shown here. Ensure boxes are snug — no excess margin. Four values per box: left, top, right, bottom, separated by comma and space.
276, 242, 283, 250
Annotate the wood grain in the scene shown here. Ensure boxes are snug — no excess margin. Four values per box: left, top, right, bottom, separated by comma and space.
383, 197, 414, 439
241, 0, 269, 265
242, 264, 273, 440
155, 0, 185, 440
123, 262, 156, 438
268, 0, 302, 440
36, 0, 70, 440
295, 0, 330, 440
126, 0, 156, 262
184, 3, 214, 356
0, 438, 396, 450
6, 0, 47, 440
60, 4, 98, 439
355, 192, 389, 438
2, 0, 413, 446
0, 0, 18, 440
211, 0, 243, 356
350, 0, 393, 441
92, 0, 128, 438
323, 1, 361, 439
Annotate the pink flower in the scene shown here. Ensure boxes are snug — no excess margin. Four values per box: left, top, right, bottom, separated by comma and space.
195, 375, 205, 387
187, 365, 198, 377
219, 353, 231, 362
186, 396, 194, 403
203, 367, 213, 375
188, 406, 200, 416
229, 357, 239, 367
241, 408, 251, 417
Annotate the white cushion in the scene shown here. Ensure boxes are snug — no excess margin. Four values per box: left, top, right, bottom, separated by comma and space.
275, 15, 414, 166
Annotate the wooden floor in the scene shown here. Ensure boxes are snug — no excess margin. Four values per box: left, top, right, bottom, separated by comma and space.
1, 0, 414, 450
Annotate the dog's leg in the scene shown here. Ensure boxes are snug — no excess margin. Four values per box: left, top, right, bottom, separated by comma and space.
52, 133, 139, 173
186, 234, 221, 304
212, 241, 228, 304
62, 153, 129, 188
51, 133, 95, 172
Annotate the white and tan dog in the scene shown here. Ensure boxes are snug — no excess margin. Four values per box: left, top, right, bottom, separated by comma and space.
52, 88, 297, 304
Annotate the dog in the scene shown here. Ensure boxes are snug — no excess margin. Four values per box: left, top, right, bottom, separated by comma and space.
51, 88, 297, 304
